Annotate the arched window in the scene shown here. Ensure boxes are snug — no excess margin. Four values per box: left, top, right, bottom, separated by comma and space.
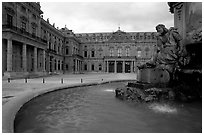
118, 48, 122, 57
125, 47, 130, 56
110, 48, 114, 56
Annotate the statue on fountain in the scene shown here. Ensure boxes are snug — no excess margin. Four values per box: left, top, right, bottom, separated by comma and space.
137, 24, 186, 84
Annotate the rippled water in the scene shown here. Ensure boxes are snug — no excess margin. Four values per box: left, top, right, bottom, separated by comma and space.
14, 82, 202, 133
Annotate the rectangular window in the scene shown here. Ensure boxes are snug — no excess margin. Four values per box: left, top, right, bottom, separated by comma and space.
66, 47, 69, 55
7, 14, 13, 26
32, 26, 36, 36
92, 64, 94, 71
58, 60, 60, 70
137, 51, 141, 57
84, 64, 87, 71
66, 64, 69, 70
21, 21, 26, 31
84, 51, 87, 57
99, 64, 102, 71
91, 51, 95, 57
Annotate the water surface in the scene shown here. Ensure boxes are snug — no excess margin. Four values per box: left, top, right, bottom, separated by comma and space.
14, 82, 202, 133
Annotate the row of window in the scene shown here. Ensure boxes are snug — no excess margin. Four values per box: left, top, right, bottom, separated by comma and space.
65, 46, 80, 55
81, 34, 155, 41
82, 50, 150, 58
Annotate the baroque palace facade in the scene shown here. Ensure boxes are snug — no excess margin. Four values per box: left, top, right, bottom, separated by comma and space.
2, 2, 157, 78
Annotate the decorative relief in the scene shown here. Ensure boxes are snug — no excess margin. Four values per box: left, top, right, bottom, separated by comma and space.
186, 28, 202, 43
176, 4, 183, 20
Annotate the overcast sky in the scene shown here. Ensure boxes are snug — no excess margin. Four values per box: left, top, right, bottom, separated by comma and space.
40, 2, 174, 33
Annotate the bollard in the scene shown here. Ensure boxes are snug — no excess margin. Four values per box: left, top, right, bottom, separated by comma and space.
81, 78, 83, 83
43, 78, 45, 83
25, 78, 27, 83
8, 78, 10, 83
61, 78, 63, 84
102, 79, 103, 81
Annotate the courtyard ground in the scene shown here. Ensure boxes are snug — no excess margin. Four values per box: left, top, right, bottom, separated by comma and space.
2, 73, 137, 105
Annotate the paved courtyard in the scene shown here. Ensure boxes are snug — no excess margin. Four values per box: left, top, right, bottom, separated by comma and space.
2, 73, 137, 105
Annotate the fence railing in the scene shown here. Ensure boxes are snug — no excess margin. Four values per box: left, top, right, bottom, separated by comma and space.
2, 24, 47, 44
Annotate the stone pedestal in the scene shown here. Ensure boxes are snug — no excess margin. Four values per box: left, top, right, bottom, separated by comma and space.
137, 68, 170, 84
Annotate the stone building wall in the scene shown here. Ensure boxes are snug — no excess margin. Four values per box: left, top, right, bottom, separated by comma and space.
2, 2, 158, 77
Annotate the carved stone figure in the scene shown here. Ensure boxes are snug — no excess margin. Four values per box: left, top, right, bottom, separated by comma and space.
138, 24, 186, 82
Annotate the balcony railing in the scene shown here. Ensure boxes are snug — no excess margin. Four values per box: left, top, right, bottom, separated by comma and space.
2, 24, 47, 44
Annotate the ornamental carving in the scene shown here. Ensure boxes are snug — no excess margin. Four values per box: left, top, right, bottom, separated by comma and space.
108, 30, 131, 43
176, 4, 183, 20
186, 28, 202, 43
20, 16, 28, 22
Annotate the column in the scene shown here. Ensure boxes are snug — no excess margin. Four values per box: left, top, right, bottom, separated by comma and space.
122, 61, 125, 73
77, 60, 79, 72
34, 47, 37, 72
107, 60, 109, 73
103, 61, 105, 72
56, 59, 58, 71
75, 59, 77, 72
130, 61, 133, 73
7, 39, 13, 72
114, 61, 117, 73
79, 61, 80, 72
80, 61, 81, 72
22, 43, 27, 72
43, 50, 46, 72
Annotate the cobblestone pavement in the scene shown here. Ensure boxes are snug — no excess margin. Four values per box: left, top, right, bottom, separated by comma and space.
2, 73, 137, 105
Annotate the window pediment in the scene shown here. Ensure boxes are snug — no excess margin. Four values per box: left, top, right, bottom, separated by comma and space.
5, 6, 15, 15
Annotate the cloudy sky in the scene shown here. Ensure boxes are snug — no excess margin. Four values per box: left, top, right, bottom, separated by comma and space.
40, 2, 174, 33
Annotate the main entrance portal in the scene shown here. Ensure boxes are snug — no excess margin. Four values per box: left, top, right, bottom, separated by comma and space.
117, 61, 122, 73
106, 59, 134, 73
